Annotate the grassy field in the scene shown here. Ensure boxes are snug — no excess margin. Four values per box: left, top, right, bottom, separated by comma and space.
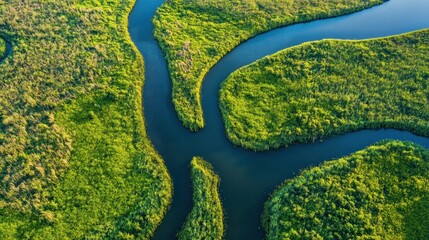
220, 29, 429, 151
153, 0, 385, 131
178, 157, 224, 240
0, 0, 171, 239
263, 140, 429, 239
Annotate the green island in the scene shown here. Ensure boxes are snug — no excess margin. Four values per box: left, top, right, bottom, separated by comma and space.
220, 29, 429, 151
178, 157, 224, 240
0, 0, 171, 238
153, 0, 385, 130
263, 140, 429, 239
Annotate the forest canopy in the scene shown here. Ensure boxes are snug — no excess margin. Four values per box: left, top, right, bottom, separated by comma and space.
263, 140, 429, 240
220, 29, 429, 151
153, 0, 385, 130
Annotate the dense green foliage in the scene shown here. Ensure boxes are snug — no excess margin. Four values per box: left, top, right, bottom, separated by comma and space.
0, 0, 171, 238
0, 38, 5, 58
153, 0, 385, 130
220, 29, 429, 150
263, 140, 429, 239
178, 157, 224, 240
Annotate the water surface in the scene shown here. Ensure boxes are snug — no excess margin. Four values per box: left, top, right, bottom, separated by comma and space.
128, 0, 429, 239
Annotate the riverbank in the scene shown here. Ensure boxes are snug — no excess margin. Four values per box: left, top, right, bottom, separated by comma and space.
263, 140, 429, 239
0, 0, 171, 238
139, 0, 429, 238
178, 157, 224, 240
220, 29, 429, 151
153, 0, 385, 130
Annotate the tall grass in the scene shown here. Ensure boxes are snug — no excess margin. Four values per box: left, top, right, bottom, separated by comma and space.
153, 0, 385, 130
0, 0, 171, 238
220, 29, 429, 151
0, 38, 5, 59
263, 140, 429, 239
178, 157, 224, 240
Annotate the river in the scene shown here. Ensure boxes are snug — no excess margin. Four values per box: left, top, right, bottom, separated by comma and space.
127, 0, 429, 239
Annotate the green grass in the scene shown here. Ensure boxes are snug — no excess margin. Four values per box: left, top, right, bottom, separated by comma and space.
178, 157, 224, 240
263, 140, 429, 240
153, 0, 385, 131
0, 0, 171, 238
220, 29, 429, 151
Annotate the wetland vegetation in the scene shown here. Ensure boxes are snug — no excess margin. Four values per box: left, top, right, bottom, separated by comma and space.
0, 38, 5, 58
0, 0, 171, 238
221, 29, 429, 151
263, 140, 429, 240
2, 0, 428, 238
178, 157, 224, 240
153, 0, 385, 130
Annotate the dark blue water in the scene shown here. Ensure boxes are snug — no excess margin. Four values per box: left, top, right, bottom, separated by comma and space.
128, 0, 429, 239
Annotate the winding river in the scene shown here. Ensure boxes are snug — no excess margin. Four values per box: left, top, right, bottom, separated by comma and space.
128, 0, 429, 239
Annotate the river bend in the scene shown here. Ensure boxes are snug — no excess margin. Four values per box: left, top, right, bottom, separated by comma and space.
128, 0, 429, 239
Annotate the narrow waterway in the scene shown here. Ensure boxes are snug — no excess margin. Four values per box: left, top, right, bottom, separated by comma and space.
128, 0, 429, 239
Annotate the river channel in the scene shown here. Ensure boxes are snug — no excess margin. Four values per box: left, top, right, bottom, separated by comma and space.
128, 0, 429, 239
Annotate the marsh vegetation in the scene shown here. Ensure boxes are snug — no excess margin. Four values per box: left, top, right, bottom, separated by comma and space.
0, 0, 171, 238
2, 0, 428, 238
0, 38, 5, 59
153, 0, 385, 130
179, 157, 224, 240
221, 29, 429, 150
263, 140, 429, 239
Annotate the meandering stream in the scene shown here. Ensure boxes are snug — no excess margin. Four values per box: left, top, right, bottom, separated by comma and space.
128, 0, 429, 239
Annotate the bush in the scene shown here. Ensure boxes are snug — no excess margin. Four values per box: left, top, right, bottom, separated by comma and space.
153, 0, 385, 130
0, 0, 171, 238
263, 140, 429, 240
178, 157, 224, 240
220, 29, 429, 151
